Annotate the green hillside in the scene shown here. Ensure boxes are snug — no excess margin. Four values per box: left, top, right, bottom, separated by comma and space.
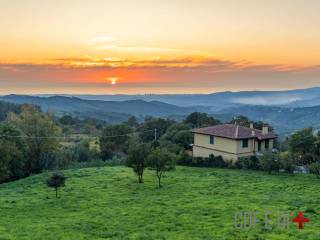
0, 166, 319, 239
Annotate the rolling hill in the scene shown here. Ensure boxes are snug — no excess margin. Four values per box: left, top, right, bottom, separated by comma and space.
0, 95, 207, 121
0, 166, 319, 239
219, 105, 320, 134
46, 87, 320, 109
2, 89, 320, 134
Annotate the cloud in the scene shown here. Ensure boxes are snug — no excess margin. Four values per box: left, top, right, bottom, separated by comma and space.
2, 56, 320, 72
84, 36, 114, 45
231, 96, 303, 105
1, 56, 320, 94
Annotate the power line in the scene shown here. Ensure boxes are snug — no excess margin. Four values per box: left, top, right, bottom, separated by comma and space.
0, 129, 155, 140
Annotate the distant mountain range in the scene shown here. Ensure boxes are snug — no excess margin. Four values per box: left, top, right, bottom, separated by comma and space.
39, 87, 320, 111
0, 95, 207, 123
218, 105, 320, 135
2, 87, 320, 134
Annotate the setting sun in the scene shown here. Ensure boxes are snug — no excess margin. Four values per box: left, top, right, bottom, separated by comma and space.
1, 1, 320, 240
0, 0, 320, 95
108, 77, 118, 85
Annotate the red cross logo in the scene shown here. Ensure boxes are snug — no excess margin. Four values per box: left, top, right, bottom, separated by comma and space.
292, 211, 310, 229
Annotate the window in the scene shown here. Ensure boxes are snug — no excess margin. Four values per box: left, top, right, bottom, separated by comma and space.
209, 135, 215, 144
242, 139, 248, 148
265, 139, 269, 149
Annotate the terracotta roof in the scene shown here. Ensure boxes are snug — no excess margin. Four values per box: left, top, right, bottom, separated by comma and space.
192, 124, 277, 140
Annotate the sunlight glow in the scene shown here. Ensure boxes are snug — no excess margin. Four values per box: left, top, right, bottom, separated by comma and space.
108, 77, 118, 85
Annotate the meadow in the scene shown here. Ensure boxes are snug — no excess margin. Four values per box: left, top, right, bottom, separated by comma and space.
0, 166, 319, 239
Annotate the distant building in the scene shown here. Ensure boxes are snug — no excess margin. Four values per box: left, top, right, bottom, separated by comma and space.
191, 123, 277, 162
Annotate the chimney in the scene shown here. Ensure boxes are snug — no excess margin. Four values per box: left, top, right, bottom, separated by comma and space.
250, 123, 254, 129
251, 130, 255, 136
235, 125, 239, 138
262, 125, 269, 135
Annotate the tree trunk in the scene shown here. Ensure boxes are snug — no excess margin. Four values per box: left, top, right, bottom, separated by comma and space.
157, 171, 163, 188
158, 176, 162, 188
138, 174, 143, 183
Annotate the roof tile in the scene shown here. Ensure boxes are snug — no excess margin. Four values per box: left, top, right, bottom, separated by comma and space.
192, 124, 277, 140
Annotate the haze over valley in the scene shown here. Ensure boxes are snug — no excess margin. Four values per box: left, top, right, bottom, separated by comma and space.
2, 86, 320, 134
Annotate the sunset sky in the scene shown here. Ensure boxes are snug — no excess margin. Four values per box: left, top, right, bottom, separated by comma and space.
1, 0, 320, 94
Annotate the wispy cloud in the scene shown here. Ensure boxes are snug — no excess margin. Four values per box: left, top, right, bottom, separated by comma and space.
2, 56, 320, 72
84, 36, 114, 45
85, 36, 183, 54
1, 55, 320, 94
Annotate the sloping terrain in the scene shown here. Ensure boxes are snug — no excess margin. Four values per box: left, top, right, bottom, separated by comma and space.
219, 105, 320, 134
53, 87, 320, 109
0, 166, 319, 239
0, 95, 206, 119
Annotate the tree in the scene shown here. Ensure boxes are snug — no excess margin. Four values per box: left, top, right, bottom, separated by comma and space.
148, 148, 176, 187
126, 116, 139, 127
229, 115, 273, 131
59, 115, 78, 125
47, 172, 66, 198
160, 123, 193, 149
258, 151, 280, 174
289, 127, 316, 165
139, 117, 175, 142
0, 123, 27, 183
0, 101, 21, 122
100, 124, 133, 160
314, 132, 320, 157
126, 143, 151, 183
9, 105, 61, 174
279, 152, 296, 174
184, 112, 220, 128
309, 161, 320, 178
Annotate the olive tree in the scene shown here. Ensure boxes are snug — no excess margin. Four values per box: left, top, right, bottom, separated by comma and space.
148, 148, 176, 188
126, 143, 150, 183
47, 172, 66, 198
309, 161, 320, 178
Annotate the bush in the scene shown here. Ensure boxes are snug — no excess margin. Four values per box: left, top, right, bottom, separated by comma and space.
258, 151, 280, 174
209, 155, 227, 168
183, 155, 227, 168
177, 150, 193, 165
236, 156, 259, 170
279, 152, 296, 174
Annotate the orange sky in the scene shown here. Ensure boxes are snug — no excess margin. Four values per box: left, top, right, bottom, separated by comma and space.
1, 0, 320, 94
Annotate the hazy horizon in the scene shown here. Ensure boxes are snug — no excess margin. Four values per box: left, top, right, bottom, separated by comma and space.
1, 85, 320, 96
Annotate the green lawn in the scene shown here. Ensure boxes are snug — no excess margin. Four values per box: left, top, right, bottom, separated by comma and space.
0, 166, 320, 239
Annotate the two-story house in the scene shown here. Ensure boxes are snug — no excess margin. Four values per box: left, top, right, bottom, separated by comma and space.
191, 123, 277, 162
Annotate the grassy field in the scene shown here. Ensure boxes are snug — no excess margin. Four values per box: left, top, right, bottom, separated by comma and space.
0, 166, 320, 239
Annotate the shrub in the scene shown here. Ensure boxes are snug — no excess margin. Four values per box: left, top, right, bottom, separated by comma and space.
279, 152, 296, 174
209, 155, 227, 168
258, 151, 280, 174
186, 155, 227, 168
236, 156, 259, 170
177, 150, 193, 166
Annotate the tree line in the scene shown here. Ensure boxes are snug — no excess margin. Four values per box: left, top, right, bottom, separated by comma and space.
1, 104, 320, 187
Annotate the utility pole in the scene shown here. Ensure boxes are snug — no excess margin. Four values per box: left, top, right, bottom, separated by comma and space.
154, 128, 157, 141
